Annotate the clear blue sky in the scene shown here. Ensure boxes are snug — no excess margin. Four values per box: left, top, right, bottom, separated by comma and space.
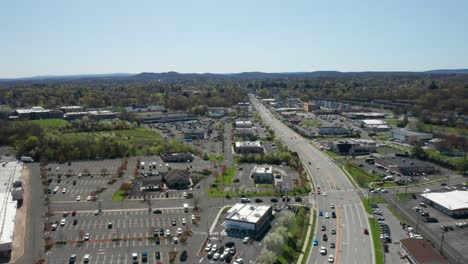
1, 0, 467, 78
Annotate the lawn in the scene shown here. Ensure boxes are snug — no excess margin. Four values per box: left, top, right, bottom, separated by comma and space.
375, 133, 391, 141
301, 210, 317, 264
112, 189, 126, 201
344, 164, 381, 188
362, 196, 386, 214
277, 207, 310, 264
369, 218, 385, 264
325, 150, 338, 157
413, 122, 468, 136
301, 120, 322, 127
426, 149, 466, 168
21, 118, 70, 129
214, 166, 237, 185
386, 119, 399, 126
207, 188, 277, 198
396, 192, 416, 201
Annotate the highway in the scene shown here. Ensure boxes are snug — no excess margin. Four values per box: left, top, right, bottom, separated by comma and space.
250, 95, 374, 264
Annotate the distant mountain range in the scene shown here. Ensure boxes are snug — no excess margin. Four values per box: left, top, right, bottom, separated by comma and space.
1, 69, 468, 83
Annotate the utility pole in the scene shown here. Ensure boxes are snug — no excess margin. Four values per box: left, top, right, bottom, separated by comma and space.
440, 231, 445, 256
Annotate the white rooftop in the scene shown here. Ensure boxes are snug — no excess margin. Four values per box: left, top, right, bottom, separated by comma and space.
253, 165, 273, 174
362, 119, 387, 125
421, 190, 468, 211
0, 162, 22, 247
235, 141, 262, 148
225, 203, 271, 223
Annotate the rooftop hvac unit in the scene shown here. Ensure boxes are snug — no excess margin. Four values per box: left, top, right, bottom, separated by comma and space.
254, 213, 260, 217
250, 206, 255, 210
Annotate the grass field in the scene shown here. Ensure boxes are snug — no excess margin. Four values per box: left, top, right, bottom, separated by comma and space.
396, 192, 416, 201
369, 218, 385, 264
214, 166, 237, 185
325, 150, 338, 157
362, 196, 386, 214
344, 163, 382, 188
301, 210, 317, 264
277, 207, 310, 264
207, 188, 277, 198
301, 120, 322, 127
112, 189, 126, 201
21, 119, 70, 129
414, 123, 468, 136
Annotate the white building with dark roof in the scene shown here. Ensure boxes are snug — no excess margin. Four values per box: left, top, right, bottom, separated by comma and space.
234, 141, 264, 154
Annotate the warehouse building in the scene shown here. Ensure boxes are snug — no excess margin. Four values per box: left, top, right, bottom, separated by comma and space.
343, 112, 386, 119
10, 106, 63, 120
87, 110, 117, 120
421, 190, 468, 217
392, 129, 433, 144
234, 141, 264, 154
374, 157, 435, 176
160, 152, 194, 163
235, 128, 254, 138
59, 106, 84, 113
224, 203, 273, 239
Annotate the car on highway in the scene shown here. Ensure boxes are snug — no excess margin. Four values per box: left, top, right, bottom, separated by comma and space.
323, 234, 328, 241
76, 196, 81, 201
319, 211, 323, 216
364, 228, 369, 235
321, 225, 326, 231
330, 204, 335, 209
325, 212, 329, 218
328, 254, 334, 263
331, 211, 336, 218
323, 192, 327, 196
320, 246, 327, 255
60, 219, 66, 226
330, 242, 335, 248
331, 230, 336, 235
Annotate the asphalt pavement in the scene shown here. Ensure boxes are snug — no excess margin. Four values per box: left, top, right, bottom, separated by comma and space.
251, 95, 374, 264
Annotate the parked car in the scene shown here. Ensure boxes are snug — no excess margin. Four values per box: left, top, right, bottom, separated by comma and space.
180, 250, 188, 262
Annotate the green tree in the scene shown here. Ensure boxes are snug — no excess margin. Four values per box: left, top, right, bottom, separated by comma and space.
411, 144, 428, 160
257, 249, 277, 264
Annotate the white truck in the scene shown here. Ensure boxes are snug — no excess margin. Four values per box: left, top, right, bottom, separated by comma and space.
183, 203, 189, 212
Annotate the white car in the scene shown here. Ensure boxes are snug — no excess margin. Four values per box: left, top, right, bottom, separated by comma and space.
177, 228, 182, 235
325, 212, 330, 218
213, 253, 220, 260
234, 258, 244, 264
204, 243, 212, 252
51, 223, 58, 231
320, 246, 327, 255
60, 219, 66, 226
56, 167, 60, 171
330, 204, 335, 209
182, 218, 186, 225
173, 237, 179, 244
243, 237, 250, 244
212, 244, 218, 251
328, 254, 334, 263
62, 188, 67, 194
83, 254, 90, 263
84, 233, 90, 240
323, 192, 327, 196
76, 196, 81, 201
86, 195, 93, 201
166, 229, 171, 236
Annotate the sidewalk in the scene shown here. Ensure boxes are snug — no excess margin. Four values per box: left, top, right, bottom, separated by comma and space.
10, 165, 29, 263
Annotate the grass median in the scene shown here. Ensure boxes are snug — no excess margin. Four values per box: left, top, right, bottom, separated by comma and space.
369, 218, 385, 264
112, 189, 126, 201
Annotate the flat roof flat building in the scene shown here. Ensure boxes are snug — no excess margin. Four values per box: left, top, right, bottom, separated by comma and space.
235, 141, 264, 154
235, 121, 253, 128
224, 203, 273, 239
421, 190, 468, 217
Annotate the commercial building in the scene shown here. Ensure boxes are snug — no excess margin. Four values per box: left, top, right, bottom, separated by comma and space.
163, 169, 191, 190
392, 129, 433, 144
303, 102, 319, 112
234, 141, 264, 154
125, 105, 165, 113
342, 112, 386, 119
235, 128, 254, 138
59, 106, 84, 113
235, 121, 253, 128
63, 112, 88, 120
251, 165, 273, 184
160, 152, 194, 163
421, 190, 468, 217
0, 162, 23, 255
140, 113, 198, 124
374, 157, 435, 176
400, 238, 448, 264
334, 139, 376, 156
10, 106, 63, 120
184, 129, 204, 140
361, 119, 391, 131
87, 110, 117, 120
224, 203, 273, 239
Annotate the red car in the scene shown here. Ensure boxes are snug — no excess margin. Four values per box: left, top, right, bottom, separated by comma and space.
317, 190, 321, 195
364, 228, 369, 235
72, 210, 77, 217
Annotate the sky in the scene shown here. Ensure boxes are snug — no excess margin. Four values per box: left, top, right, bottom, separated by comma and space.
1, 0, 467, 78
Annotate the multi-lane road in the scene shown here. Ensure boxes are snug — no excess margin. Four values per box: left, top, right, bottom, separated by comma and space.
251, 95, 374, 264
